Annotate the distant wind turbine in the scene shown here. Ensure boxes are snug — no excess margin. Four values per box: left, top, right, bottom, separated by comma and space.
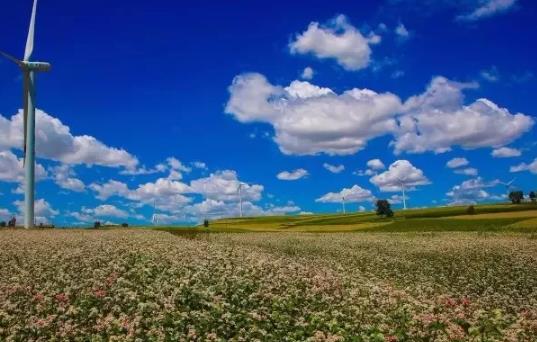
151, 200, 159, 226
396, 177, 408, 210
342, 195, 346, 214
237, 183, 244, 218
500, 177, 517, 192
1, 0, 51, 228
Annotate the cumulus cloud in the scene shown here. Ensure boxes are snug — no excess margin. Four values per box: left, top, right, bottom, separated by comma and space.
457, 0, 517, 22
0, 110, 138, 169
50, 164, 85, 192
370, 160, 430, 192
0, 208, 11, 220
90, 177, 191, 213
0, 151, 47, 183
190, 170, 263, 202
323, 163, 345, 174
446, 177, 499, 205
277, 168, 309, 180
178, 199, 300, 222
14, 198, 59, 219
395, 23, 410, 40
367, 159, 386, 170
284, 80, 334, 99
491, 147, 521, 158
446, 157, 469, 169
89, 180, 131, 200
510, 158, 537, 174
226, 73, 402, 156
316, 185, 374, 203
454, 167, 479, 176
191, 161, 208, 170
227, 74, 532, 157
394, 76, 534, 154
301, 67, 314, 80
289, 15, 378, 71
481, 66, 500, 82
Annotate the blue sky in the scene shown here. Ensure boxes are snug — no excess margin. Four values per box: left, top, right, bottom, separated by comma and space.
1, 0, 536, 225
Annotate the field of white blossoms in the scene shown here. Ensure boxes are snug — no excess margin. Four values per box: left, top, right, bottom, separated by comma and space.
1, 230, 536, 341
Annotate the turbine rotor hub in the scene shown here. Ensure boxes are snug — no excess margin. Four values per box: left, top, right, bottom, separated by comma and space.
21, 61, 51, 72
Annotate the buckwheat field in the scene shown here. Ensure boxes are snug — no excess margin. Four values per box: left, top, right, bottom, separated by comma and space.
1, 230, 536, 341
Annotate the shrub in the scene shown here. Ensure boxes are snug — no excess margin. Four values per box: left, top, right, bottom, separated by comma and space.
204, 219, 210, 227
93, 221, 101, 229
0, 221, 5, 228
121, 223, 129, 228
376, 200, 394, 218
508, 191, 524, 204
466, 205, 476, 215
530, 191, 536, 203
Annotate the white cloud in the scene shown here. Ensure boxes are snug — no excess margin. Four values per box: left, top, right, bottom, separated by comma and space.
394, 76, 534, 154
14, 198, 59, 219
370, 160, 430, 192
301, 67, 314, 80
0, 110, 138, 169
481, 67, 500, 82
131, 178, 191, 203
0, 208, 11, 221
50, 164, 85, 192
367, 159, 386, 170
316, 185, 374, 203
228, 74, 532, 157
190, 170, 263, 202
289, 15, 378, 71
389, 194, 408, 205
395, 23, 410, 40
89, 180, 131, 200
181, 199, 299, 222
90, 205, 129, 219
284, 80, 334, 99
191, 161, 208, 170
323, 163, 345, 174
454, 167, 479, 176
90, 177, 192, 214
0, 151, 47, 183
446, 157, 469, 169
491, 147, 521, 158
457, 0, 517, 22
446, 177, 498, 205
226, 73, 401, 156
276, 168, 309, 181
510, 158, 537, 174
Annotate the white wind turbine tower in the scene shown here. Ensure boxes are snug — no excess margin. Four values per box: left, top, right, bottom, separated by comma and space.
151, 200, 159, 226
237, 183, 244, 218
1, 0, 51, 228
396, 177, 407, 210
341, 195, 346, 214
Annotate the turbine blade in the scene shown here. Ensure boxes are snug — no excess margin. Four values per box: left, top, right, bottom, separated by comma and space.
0, 50, 23, 66
24, 0, 38, 61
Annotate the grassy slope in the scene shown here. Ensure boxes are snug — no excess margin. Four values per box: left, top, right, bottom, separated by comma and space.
159, 203, 537, 233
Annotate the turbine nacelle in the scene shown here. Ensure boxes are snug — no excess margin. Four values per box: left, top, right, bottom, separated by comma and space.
21, 61, 51, 72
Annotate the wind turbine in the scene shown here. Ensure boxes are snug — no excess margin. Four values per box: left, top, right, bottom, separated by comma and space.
237, 183, 244, 218
341, 195, 346, 214
1, 0, 51, 228
396, 177, 407, 210
151, 200, 159, 226
500, 178, 517, 192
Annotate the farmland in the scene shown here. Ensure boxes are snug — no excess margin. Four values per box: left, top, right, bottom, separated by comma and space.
187, 203, 537, 233
1, 215, 537, 340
